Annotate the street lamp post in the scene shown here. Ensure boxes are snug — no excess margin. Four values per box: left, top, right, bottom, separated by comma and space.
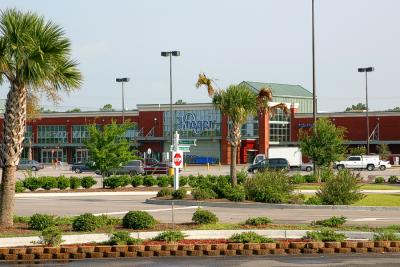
161, 51, 180, 145
116, 77, 130, 122
358, 67, 374, 154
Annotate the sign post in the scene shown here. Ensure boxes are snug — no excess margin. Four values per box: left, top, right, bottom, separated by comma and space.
171, 132, 183, 190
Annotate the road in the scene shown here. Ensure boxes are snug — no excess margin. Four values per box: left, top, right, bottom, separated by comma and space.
15, 194, 400, 226
3, 254, 400, 267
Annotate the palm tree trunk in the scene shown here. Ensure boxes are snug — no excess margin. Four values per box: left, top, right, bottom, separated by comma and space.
230, 144, 238, 186
0, 83, 27, 227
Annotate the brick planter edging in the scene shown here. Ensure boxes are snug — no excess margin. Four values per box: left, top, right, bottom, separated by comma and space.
1, 241, 400, 262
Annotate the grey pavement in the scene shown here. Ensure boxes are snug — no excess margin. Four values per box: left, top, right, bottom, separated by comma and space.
15, 194, 400, 226
3, 254, 400, 267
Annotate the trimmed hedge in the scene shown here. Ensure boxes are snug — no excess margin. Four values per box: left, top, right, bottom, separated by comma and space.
122, 211, 156, 230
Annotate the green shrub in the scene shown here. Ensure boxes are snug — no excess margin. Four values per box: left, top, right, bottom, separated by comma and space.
104, 176, 124, 189
388, 176, 399, 184
172, 188, 187, 199
13, 215, 30, 224
187, 175, 197, 187
54, 216, 75, 226
81, 176, 97, 189
143, 176, 157, 187
121, 175, 132, 186
152, 230, 186, 242
212, 178, 231, 198
39, 176, 58, 190
291, 173, 306, 184
313, 216, 347, 227
107, 231, 141, 245
131, 175, 144, 187
157, 188, 173, 197
96, 214, 121, 227
23, 177, 41, 191
237, 169, 248, 184
157, 176, 170, 187
374, 177, 385, 184
57, 176, 70, 190
192, 208, 218, 225
224, 185, 246, 202
304, 196, 323, 205
15, 180, 25, 193
373, 230, 400, 241
168, 176, 174, 186
316, 170, 364, 205
245, 216, 272, 226
179, 176, 188, 186
288, 193, 305, 204
72, 213, 98, 232
229, 232, 274, 243
191, 188, 217, 200
69, 177, 81, 189
122, 211, 156, 229
37, 226, 64, 247
29, 214, 55, 230
304, 174, 317, 183
320, 167, 334, 183
244, 170, 294, 203
304, 228, 346, 242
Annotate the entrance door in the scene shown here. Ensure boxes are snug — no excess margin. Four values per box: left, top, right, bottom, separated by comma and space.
41, 149, 63, 164
75, 149, 89, 163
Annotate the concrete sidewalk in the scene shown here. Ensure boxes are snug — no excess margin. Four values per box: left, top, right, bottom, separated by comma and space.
0, 229, 379, 247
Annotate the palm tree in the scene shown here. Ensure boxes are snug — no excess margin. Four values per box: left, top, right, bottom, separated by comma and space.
0, 9, 82, 226
196, 73, 288, 185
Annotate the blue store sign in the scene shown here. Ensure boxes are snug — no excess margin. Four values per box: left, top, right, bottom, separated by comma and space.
177, 112, 216, 135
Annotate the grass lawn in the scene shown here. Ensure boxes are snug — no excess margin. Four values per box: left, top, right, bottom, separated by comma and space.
353, 194, 400, 206
296, 184, 400, 190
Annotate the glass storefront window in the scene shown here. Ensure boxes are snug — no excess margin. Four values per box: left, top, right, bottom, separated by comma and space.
23, 125, 33, 144
270, 109, 290, 142
72, 125, 89, 144
164, 109, 221, 138
38, 125, 67, 144
241, 115, 259, 137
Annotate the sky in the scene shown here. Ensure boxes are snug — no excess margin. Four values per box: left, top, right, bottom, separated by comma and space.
1, 0, 400, 112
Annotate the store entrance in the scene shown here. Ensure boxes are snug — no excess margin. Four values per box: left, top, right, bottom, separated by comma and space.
41, 149, 63, 164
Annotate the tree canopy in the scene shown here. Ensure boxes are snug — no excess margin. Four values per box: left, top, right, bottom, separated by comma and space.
100, 104, 115, 111
345, 103, 366, 111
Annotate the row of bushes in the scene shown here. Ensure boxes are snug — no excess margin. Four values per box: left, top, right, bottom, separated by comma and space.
103, 175, 189, 189
375, 175, 399, 184
17, 176, 97, 192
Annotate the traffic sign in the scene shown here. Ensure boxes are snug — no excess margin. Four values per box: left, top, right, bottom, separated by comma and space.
172, 151, 183, 168
170, 145, 190, 152
179, 139, 196, 146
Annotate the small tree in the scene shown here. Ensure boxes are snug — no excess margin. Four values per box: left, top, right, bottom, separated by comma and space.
377, 144, 391, 160
345, 103, 366, 111
348, 146, 367, 155
100, 104, 115, 111
299, 118, 347, 182
84, 120, 138, 182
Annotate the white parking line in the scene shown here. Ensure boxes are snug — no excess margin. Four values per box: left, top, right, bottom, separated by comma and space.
92, 206, 200, 216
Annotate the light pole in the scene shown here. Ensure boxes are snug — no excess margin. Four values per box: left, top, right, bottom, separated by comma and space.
161, 51, 180, 145
311, 0, 317, 175
116, 77, 130, 122
358, 67, 374, 154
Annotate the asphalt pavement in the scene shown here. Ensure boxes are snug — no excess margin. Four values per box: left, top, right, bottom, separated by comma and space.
3, 254, 400, 267
15, 194, 400, 226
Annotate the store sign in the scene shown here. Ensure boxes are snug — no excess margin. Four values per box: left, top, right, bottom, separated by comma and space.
298, 123, 313, 129
177, 112, 216, 134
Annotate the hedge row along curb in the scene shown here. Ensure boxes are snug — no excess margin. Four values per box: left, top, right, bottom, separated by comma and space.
146, 198, 400, 211
1, 241, 400, 262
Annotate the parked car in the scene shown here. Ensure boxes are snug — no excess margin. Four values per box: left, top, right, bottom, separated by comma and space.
334, 155, 391, 171
300, 163, 313, 172
71, 161, 96, 173
106, 160, 145, 176
248, 158, 289, 173
17, 159, 44, 171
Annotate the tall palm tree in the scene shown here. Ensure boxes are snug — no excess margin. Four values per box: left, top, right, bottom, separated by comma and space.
196, 73, 288, 185
0, 9, 82, 226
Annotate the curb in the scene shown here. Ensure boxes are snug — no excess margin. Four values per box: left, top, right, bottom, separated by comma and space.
145, 198, 400, 211
1, 241, 400, 262
15, 191, 158, 198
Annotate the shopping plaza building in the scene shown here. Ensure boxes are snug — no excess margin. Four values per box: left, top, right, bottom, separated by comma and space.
1, 81, 400, 164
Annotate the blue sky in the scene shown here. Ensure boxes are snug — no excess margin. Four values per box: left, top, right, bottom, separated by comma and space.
1, 0, 400, 112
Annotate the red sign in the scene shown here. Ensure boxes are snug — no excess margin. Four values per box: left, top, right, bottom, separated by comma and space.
172, 151, 183, 168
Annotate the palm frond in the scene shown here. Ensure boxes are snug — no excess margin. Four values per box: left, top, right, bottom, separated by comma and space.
256, 87, 273, 113
269, 103, 290, 117
195, 73, 215, 96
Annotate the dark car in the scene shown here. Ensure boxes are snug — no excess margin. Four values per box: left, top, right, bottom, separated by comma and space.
247, 158, 289, 173
106, 160, 145, 176
17, 159, 44, 171
71, 161, 96, 173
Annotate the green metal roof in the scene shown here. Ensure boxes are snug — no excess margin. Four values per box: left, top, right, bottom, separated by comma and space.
240, 81, 312, 98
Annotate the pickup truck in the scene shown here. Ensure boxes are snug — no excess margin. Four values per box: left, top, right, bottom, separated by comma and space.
334, 155, 391, 171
